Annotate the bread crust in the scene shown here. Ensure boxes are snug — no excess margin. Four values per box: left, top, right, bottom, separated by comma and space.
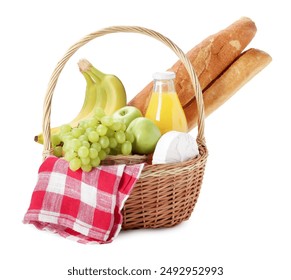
129, 17, 257, 115
184, 48, 272, 130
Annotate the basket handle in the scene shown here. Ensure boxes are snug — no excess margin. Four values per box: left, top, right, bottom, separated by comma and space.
42, 25, 206, 159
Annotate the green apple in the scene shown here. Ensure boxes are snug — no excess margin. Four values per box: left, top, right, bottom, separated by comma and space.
126, 117, 161, 154
112, 106, 142, 127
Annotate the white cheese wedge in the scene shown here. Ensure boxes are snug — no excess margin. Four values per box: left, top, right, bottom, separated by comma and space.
152, 131, 199, 164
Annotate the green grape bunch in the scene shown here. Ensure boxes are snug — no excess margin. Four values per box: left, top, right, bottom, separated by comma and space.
51, 108, 134, 172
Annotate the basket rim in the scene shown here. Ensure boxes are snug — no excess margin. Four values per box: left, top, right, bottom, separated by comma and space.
140, 143, 207, 177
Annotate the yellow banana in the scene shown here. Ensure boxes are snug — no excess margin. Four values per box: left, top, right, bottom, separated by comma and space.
85, 60, 127, 115
34, 63, 100, 144
102, 75, 127, 115
82, 66, 107, 116
70, 71, 98, 121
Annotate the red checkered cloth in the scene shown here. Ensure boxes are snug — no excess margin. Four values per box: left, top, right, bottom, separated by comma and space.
23, 156, 144, 244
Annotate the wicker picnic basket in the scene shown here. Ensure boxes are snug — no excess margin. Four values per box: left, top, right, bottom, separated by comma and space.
41, 26, 208, 230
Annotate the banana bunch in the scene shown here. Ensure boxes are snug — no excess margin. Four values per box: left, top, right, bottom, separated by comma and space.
79, 59, 127, 116
35, 59, 127, 144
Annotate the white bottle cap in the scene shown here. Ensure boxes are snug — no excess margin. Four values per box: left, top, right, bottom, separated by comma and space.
153, 71, 176, 80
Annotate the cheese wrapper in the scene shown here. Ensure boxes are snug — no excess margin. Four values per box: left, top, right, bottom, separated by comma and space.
152, 131, 199, 164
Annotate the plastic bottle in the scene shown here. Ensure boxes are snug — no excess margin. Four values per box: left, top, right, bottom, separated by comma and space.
145, 71, 188, 134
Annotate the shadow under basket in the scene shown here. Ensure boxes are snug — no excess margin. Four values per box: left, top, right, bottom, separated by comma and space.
40, 25, 208, 230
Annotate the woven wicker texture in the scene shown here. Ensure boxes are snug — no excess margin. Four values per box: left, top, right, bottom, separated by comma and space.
41, 26, 208, 229
123, 145, 207, 229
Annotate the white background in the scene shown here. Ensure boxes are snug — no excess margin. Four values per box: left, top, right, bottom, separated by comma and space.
1, 0, 290, 279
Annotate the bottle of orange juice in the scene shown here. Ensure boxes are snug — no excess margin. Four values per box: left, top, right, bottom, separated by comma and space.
145, 71, 188, 134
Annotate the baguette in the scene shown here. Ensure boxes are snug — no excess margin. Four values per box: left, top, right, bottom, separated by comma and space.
129, 17, 257, 114
184, 48, 272, 130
